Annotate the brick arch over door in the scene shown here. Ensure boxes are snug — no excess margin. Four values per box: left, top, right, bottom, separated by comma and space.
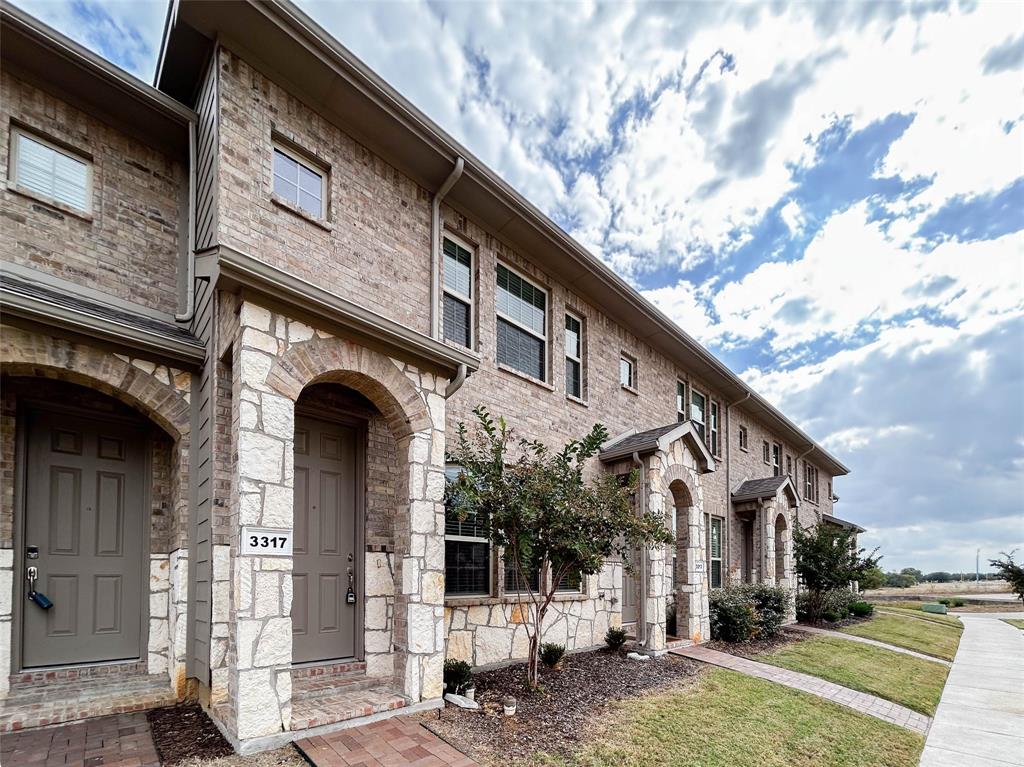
265, 334, 432, 439
0, 324, 191, 441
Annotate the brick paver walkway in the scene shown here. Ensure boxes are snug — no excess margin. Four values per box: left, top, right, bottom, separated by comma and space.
671, 645, 931, 734
296, 715, 478, 767
789, 624, 953, 666
0, 712, 159, 767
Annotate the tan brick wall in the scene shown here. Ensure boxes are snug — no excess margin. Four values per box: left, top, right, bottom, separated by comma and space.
0, 71, 185, 316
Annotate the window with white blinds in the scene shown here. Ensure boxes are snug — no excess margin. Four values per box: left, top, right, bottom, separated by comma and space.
12, 129, 90, 212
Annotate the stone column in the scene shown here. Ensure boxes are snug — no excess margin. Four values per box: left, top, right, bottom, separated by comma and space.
229, 303, 295, 740
763, 499, 778, 584
643, 457, 668, 654
0, 548, 12, 700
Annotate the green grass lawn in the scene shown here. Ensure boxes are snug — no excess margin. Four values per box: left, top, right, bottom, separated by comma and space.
757, 636, 947, 715
842, 612, 963, 660
873, 605, 964, 628
536, 668, 923, 767
1002, 618, 1024, 630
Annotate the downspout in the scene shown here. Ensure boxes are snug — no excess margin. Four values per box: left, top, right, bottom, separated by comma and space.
444, 363, 467, 398
632, 451, 647, 648
175, 119, 197, 323
430, 157, 465, 339
725, 391, 750, 583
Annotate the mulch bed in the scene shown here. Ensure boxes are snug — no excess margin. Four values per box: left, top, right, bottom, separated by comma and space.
147, 704, 234, 766
704, 626, 809, 658
421, 648, 701, 765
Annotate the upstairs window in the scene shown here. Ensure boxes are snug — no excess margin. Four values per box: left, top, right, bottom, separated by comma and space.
763, 441, 770, 464
620, 353, 637, 390
709, 400, 720, 456
11, 128, 90, 212
676, 381, 687, 422
803, 462, 820, 503
786, 455, 793, 479
565, 313, 584, 399
738, 425, 749, 451
442, 237, 473, 348
772, 443, 781, 477
444, 466, 490, 596
691, 390, 706, 441
273, 145, 325, 218
496, 264, 547, 381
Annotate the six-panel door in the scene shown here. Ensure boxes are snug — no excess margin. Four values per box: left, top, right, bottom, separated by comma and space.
22, 408, 147, 668
292, 415, 360, 664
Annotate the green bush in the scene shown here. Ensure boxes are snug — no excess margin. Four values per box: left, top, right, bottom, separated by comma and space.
938, 598, 952, 606
797, 588, 857, 623
850, 601, 874, 617
709, 587, 758, 642
605, 626, 628, 650
443, 658, 473, 694
952, 599, 965, 607
540, 642, 566, 667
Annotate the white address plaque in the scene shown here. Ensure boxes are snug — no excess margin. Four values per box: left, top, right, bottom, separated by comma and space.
240, 526, 293, 557
693, 562, 706, 573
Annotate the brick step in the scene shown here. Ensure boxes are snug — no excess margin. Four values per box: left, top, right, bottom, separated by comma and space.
290, 660, 366, 680
10, 660, 149, 686
289, 685, 409, 732
0, 673, 176, 732
292, 673, 386, 700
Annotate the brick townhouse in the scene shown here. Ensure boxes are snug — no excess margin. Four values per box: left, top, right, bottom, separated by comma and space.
0, 0, 861, 752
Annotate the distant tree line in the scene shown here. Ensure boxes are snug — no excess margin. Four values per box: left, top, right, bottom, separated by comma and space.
859, 566, 1004, 590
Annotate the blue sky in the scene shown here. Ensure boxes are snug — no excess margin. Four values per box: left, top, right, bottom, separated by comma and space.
15, 0, 1023, 573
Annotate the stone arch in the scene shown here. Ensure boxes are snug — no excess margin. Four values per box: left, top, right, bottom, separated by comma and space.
0, 325, 191, 440
656, 461, 708, 644
265, 333, 433, 441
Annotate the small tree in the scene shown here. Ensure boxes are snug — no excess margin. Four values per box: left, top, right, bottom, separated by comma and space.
989, 551, 1024, 607
446, 406, 673, 688
859, 565, 886, 591
792, 521, 880, 624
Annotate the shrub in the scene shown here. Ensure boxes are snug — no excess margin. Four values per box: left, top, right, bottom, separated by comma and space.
443, 659, 473, 694
742, 583, 790, 638
797, 588, 857, 624
605, 626, 628, 650
952, 599, 965, 607
540, 642, 566, 668
709, 587, 758, 642
850, 601, 874, 617
938, 598, 952, 606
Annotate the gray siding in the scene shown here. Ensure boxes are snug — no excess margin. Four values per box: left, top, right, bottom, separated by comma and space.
185, 270, 215, 683
194, 53, 219, 251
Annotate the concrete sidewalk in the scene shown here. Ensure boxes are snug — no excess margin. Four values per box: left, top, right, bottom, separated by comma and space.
919, 613, 1024, 766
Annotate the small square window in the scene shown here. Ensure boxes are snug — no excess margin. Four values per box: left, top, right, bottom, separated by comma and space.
620, 353, 637, 390
273, 146, 325, 219
11, 128, 91, 213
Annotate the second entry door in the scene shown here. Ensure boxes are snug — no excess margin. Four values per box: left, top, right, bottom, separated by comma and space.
292, 415, 361, 664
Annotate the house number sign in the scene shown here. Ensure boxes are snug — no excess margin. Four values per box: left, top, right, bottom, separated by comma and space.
240, 526, 293, 556
693, 562, 706, 573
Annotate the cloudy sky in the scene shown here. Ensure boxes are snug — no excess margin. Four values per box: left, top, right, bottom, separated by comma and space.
15, 0, 1023, 574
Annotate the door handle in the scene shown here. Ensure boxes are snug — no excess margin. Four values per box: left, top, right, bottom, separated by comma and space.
346, 566, 356, 604
26, 566, 53, 610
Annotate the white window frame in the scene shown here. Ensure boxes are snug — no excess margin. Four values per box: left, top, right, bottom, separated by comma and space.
709, 400, 720, 457
565, 310, 584, 400
442, 233, 475, 350
738, 424, 749, 451
705, 514, 723, 589
444, 465, 492, 597
495, 261, 548, 382
9, 126, 92, 214
803, 461, 820, 503
620, 352, 637, 391
272, 141, 328, 220
690, 387, 707, 441
676, 380, 687, 423
772, 442, 781, 477
763, 440, 771, 465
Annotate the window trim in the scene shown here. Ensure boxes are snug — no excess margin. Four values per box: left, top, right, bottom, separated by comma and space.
763, 440, 771, 465
9, 125, 93, 215
619, 351, 638, 392
496, 261, 549, 382
442, 233, 475, 350
709, 400, 720, 457
705, 514, 723, 589
772, 442, 781, 477
738, 424, 749, 451
564, 310, 585, 401
444, 464, 492, 597
690, 387, 707, 441
271, 140, 329, 221
676, 380, 687, 423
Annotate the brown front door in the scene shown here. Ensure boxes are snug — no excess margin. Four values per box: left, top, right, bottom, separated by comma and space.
22, 408, 147, 668
292, 415, 361, 664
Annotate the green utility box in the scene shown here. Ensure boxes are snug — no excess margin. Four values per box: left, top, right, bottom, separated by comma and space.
922, 603, 948, 614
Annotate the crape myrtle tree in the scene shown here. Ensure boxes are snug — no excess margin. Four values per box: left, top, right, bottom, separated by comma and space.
989, 551, 1024, 607
445, 406, 673, 688
792, 521, 880, 624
